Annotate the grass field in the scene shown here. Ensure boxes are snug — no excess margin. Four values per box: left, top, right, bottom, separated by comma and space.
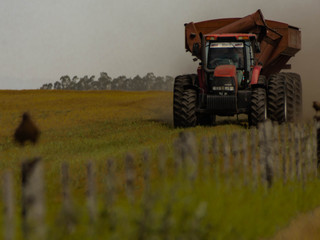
0, 90, 320, 240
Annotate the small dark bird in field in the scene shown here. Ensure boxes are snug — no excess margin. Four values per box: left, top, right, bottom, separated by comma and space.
14, 112, 40, 146
313, 101, 320, 112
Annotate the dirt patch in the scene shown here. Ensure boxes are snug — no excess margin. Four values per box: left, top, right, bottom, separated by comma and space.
269, 207, 320, 240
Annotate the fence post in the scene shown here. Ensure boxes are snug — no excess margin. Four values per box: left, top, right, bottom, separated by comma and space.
287, 124, 294, 180
157, 145, 167, 179
125, 153, 135, 202
280, 124, 287, 183
222, 135, 231, 183
231, 132, 240, 179
259, 121, 274, 188
294, 126, 301, 180
21, 158, 45, 240
143, 150, 151, 193
212, 136, 220, 183
273, 123, 280, 180
86, 160, 97, 224
300, 126, 307, 184
250, 128, 258, 187
201, 136, 210, 178
241, 131, 249, 184
61, 162, 76, 232
3, 170, 15, 240
306, 123, 315, 180
314, 120, 320, 176
105, 158, 117, 231
173, 139, 182, 173
177, 132, 198, 181
106, 158, 116, 207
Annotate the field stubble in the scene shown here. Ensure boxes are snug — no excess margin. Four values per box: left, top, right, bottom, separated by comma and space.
0, 90, 319, 240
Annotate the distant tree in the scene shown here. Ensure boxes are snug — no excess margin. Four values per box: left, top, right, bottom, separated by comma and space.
72, 76, 79, 83
60, 75, 71, 89
66, 76, 78, 90
143, 72, 156, 90
131, 75, 144, 91
76, 76, 88, 90
41, 72, 174, 91
40, 84, 48, 90
112, 75, 127, 90
87, 75, 95, 90
122, 78, 131, 90
152, 76, 165, 90
54, 81, 62, 90
98, 72, 112, 90
164, 75, 174, 91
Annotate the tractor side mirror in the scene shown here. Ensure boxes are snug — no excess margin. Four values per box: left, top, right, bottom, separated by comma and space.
192, 43, 200, 56
255, 42, 261, 53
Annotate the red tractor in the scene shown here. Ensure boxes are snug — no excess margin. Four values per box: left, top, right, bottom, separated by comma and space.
173, 10, 302, 127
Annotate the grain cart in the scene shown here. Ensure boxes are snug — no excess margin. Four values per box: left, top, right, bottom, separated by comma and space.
173, 10, 302, 127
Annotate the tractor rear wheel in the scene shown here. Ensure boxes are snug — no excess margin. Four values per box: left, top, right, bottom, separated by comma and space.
267, 73, 297, 124
288, 73, 302, 121
249, 87, 267, 127
173, 75, 197, 128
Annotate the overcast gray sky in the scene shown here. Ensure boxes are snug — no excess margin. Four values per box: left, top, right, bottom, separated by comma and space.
0, 0, 319, 100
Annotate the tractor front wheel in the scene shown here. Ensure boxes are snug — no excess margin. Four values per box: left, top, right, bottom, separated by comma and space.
249, 87, 267, 127
179, 88, 197, 127
173, 75, 197, 128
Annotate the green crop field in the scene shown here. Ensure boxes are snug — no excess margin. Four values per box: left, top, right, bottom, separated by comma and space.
0, 90, 319, 240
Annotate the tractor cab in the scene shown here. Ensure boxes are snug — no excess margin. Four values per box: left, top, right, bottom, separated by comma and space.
203, 34, 258, 90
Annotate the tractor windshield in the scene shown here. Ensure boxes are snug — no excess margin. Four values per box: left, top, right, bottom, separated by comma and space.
207, 42, 244, 69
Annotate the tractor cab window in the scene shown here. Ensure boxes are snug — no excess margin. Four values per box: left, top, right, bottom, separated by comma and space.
245, 41, 255, 69
207, 42, 244, 70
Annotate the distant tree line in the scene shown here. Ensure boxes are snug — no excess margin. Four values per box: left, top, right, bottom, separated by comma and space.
40, 72, 174, 91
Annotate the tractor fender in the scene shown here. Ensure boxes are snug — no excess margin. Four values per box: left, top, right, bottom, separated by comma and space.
250, 65, 263, 86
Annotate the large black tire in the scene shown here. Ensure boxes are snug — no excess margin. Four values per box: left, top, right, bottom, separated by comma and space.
288, 73, 302, 121
180, 89, 197, 127
249, 87, 267, 127
173, 75, 197, 128
267, 73, 298, 124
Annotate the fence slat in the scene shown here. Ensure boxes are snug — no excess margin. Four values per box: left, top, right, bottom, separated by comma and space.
294, 126, 301, 180
212, 136, 220, 182
241, 131, 249, 184
201, 136, 210, 178
125, 153, 135, 202
259, 121, 274, 188
288, 124, 296, 180
61, 162, 76, 232
21, 158, 45, 240
273, 123, 280, 179
250, 128, 258, 187
157, 145, 167, 179
222, 135, 231, 177
280, 124, 287, 183
3, 170, 15, 240
231, 132, 240, 178
177, 132, 198, 180
86, 160, 97, 223
106, 158, 116, 207
143, 150, 151, 193
314, 120, 320, 175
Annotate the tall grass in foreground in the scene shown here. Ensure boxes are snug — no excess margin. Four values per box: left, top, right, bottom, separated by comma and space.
0, 90, 319, 239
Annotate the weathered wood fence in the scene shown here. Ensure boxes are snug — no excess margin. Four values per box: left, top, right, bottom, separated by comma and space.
1, 120, 319, 239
